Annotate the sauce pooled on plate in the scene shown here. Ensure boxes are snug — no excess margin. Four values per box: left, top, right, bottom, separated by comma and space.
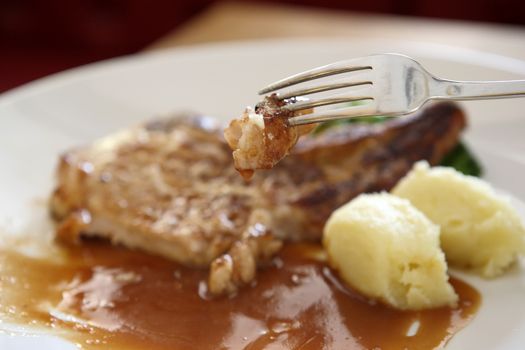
0, 241, 480, 350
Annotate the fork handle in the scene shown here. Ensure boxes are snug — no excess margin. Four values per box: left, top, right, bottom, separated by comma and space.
431, 78, 525, 100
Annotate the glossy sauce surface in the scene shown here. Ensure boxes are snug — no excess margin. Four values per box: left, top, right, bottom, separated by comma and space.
0, 242, 480, 350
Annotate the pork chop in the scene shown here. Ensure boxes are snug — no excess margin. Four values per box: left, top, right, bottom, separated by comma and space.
50, 102, 466, 295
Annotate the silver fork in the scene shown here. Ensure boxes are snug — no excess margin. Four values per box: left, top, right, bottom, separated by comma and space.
259, 53, 525, 126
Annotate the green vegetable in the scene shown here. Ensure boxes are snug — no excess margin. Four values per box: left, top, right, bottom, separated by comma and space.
312, 115, 389, 134
439, 142, 482, 177
312, 115, 483, 177
313, 101, 388, 134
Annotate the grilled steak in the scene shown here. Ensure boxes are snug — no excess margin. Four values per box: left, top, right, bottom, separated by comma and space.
50, 102, 466, 295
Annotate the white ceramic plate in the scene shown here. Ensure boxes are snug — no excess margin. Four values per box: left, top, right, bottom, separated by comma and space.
1, 38, 525, 349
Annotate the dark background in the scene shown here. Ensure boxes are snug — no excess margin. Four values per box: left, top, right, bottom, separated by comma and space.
1, 0, 524, 93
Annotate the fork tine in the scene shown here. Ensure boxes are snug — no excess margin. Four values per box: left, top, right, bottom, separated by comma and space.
277, 80, 372, 100
259, 57, 373, 95
283, 91, 374, 112
287, 102, 380, 126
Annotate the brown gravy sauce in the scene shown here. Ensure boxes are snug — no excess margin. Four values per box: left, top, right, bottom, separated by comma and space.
0, 241, 480, 350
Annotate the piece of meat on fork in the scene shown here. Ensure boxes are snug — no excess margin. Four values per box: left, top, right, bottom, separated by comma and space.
224, 94, 316, 180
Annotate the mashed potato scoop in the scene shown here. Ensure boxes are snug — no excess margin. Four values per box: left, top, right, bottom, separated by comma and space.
393, 161, 525, 277
323, 193, 458, 310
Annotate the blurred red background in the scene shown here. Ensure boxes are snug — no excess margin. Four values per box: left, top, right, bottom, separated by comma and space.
1, 0, 524, 93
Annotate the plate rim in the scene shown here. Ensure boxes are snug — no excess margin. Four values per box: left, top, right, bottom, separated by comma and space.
1, 37, 525, 108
